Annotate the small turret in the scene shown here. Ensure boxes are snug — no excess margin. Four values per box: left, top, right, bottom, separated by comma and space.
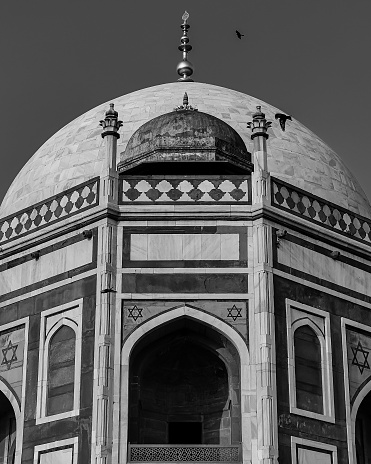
99, 103, 123, 201
247, 106, 272, 140
247, 105, 272, 203
100, 103, 123, 139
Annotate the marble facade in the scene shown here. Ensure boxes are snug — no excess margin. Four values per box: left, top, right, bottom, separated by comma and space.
0, 82, 370, 464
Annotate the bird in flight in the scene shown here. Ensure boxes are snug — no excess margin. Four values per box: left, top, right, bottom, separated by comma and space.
275, 113, 292, 131
236, 30, 244, 39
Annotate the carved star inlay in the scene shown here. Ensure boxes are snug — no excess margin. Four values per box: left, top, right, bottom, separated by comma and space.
227, 305, 242, 322
1, 341, 18, 370
128, 305, 143, 322
351, 341, 370, 374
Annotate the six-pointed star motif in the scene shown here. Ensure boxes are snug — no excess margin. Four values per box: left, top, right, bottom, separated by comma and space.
227, 305, 243, 321
351, 341, 370, 374
2, 341, 18, 370
128, 305, 143, 322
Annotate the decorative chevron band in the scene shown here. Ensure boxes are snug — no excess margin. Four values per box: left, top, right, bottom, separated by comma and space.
272, 178, 371, 245
120, 176, 251, 204
0, 178, 99, 245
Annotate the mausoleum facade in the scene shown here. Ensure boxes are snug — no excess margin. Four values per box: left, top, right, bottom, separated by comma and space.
1, 38, 371, 464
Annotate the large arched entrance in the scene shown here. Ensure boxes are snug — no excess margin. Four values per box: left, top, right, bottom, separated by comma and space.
118, 305, 252, 464
128, 317, 241, 445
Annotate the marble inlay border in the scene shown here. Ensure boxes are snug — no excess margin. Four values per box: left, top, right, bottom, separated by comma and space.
122, 226, 248, 268
272, 178, 371, 246
120, 176, 251, 204
0, 178, 99, 245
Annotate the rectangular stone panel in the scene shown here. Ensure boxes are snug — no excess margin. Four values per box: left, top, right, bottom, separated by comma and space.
297, 447, 331, 464
277, 238, 371, 297
130, 234, 240, 261
122, 274, 248, 294
39, 447, 73, 464
0, 239, 93, 294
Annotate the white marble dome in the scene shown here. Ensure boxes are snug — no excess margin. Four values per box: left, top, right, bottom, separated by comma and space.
1, 82, 370, 218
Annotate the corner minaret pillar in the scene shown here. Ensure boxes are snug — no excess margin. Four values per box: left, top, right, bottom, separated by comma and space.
100, 103, 123, 202
247, 106, 272, 204
92, 104, 122, 464
249, 105, 278, 464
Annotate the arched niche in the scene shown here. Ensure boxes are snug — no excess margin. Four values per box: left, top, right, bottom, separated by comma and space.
293, 324, 323, 414
118, 305, 253, 464
128, 317, 240, 445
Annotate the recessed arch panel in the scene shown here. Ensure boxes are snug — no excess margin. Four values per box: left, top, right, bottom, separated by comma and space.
118, 305, 253, 464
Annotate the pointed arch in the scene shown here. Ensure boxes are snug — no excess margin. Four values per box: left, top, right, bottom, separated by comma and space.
293, 323, 323, 414
117, 304, 252, 464
286, 300, 335, 422
36, 300, 83, 424
44, 323, 77, 417
0, 377, 22, 464
350, 377, 371, 464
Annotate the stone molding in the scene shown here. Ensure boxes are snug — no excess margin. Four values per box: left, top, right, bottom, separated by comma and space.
272, 178, 371, 246
0, 178, 99, 245
120, 176, 251, 204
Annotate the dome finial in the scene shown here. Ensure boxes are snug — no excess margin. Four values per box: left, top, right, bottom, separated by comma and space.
183, 92, 189, 106
174, 92, 198, 111
176, 11, 194, 82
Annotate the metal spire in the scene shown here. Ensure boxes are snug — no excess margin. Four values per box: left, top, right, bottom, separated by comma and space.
176, 11, 194, 82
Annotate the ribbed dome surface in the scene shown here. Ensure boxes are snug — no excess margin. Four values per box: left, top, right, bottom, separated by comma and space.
1, 82, 370, 218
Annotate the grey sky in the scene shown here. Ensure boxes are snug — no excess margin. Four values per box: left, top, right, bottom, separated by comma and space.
1, 1, 370, 209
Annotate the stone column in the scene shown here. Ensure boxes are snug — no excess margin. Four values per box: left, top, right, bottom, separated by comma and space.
92, 104, 122, 464
99, 103, 122, 203
248, 107, 278, 464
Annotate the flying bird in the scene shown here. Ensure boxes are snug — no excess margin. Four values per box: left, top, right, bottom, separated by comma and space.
275, 113, 292, 131
235, 30, 244, 39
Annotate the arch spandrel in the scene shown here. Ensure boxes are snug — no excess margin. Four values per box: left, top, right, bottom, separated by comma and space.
122, 302, 249, 357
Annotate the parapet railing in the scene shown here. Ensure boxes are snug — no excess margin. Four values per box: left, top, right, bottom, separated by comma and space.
120, 176, 251, 205
0, 178, 99, 245
272, 177, 371, 246
128, 444, 241, 462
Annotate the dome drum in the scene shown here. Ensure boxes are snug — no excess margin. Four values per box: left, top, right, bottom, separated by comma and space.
118, 136, 253, 174
118, 109, 253, 174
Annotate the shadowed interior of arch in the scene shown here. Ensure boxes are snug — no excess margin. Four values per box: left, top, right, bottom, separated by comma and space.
355, 388, 371, 464
128, 317, 241, 445
0, 391, 16, 464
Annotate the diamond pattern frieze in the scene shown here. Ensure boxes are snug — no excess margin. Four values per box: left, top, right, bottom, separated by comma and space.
272, 178, 371, 245
121, 176, 251, 204
0, 178, 99, 245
